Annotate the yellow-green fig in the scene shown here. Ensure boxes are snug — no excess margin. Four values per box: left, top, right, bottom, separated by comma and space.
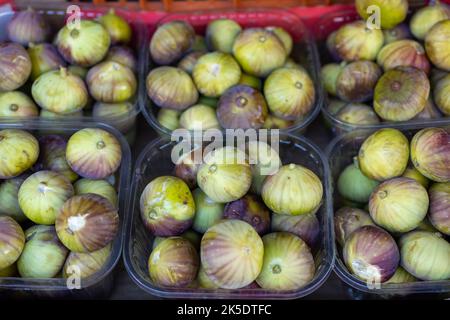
266, 26, 293, 55
356, 0, 408, 29
238, 73, 262, 90
157, 108, 180, 131
335, 103, 380, 125
28, 43, 66, 81
179, 104, 220, 130
410, 2, 450, 40
197, 265, 219, 289
434, 73, 450, 115
92, 101, 136, 133
425, 20, 450, 71
0, 43, 32, 91
0, 91, 38, 118
0, 216, 25, 270
337, 163, 380, 203
0, 174, 28, 222
63, 243, 112, 279
428, 182, 450, 235
97, 9, 132, 45
206, 19, 242, 54
385, 267, 417, 284
321, 63, 343, 96
402, 165, 429, 188
74, 179, 117, 208
262, 114, 294, 129
192, 188, 224, 234
177, 51, 205, 75
192, 35, 207, 52
358, 128, 409, 181
377, 40, 430, 74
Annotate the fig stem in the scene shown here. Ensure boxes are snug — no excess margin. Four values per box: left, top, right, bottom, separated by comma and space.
272, 264, 282, 274
9, 104, 18, 112
70, 29, 80, 39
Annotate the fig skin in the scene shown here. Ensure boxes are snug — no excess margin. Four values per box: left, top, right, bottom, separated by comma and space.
358, 128, 409, 181
434, 74, 450, 115
68, 65, 89, 80
413, 97, 443, 120
335, 103, 380, 125
369, 177, 429, 233
238, 73, 262, 90
93, 102, 136, 133
66, 128, 122, 180
150, 20, 195, 65
217, 85, 268, 129
334, 21, 384, 62
146, 66, 198, 111
336, 61, 382, 102
356, 0, 408, 29
385, 267, 417, 284
179, 104, 220, 130
402, 166, 429, 188
0, 43, 32, 91
140, 176, 195, 236
399, 231, 450, 281
177, 51, 205, 75
193, 52, 241, 98
74, 179, 118, 208
271, 213, 320, 248
266, 26, 293, 56
383, 24, 412, 44
264, 67, 315, 120
337, 163, 379, 203
232, 28, 286, 77
256, 232, 315, 290
410, 127, 450, 183
326, 31, 341, 62
262, 163, 323, 216
321, 63, 343, 96
0, 91, 38, 118
192, 188, 224, 234
55, 20, 111, 67
223, 194, 271, 235
334, 207, 374, 247
191, 35, 207, 52
149, 237, 199, 288
0, 174, 28, 222
174, 145, 203, 189
197, 265, 219, 289
97, 9, 132, 45
344, 225, 400, 283
377, 40, 430, 75
157, 109, 180, 131
425, 20, 450, 71
373, 67, 430, 121
262, 114, 294, 129
0, 129, 39, 179
206, 19, 242, 54
428, 182, 450, 235
56, 194, 119, 253
63, 243, 112, 279
410, 2, 450, 40
105, 46, 137, 71
7, 7, 50, 45
28, 43, 66, 81
0, 216, 25, 270
201, 219, 264, 289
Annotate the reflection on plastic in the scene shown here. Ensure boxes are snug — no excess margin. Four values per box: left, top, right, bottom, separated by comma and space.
65, 265, 81, 290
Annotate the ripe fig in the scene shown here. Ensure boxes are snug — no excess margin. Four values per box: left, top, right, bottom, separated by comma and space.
356, 0, 408, 29
413, 97, 443, 120
180, 105, 220, 130
434, 74, 450, 115
105, 46, 137, 71
28, 43, 66, 81
0, 216, 25, 270
271, 213, 320, 248
0, 91, 38, 118
206, 19, 242, 54
97, 9, 132, 45
321, 63, 343, 96
262, 114, 294, 129
177, 51, 205, 75
0, 43, 32, 91
402, 165, 429, 188
334, 207, 374, 246
425, 20, 450, 71
238, 73, 262, 90
74, 179, 117, 208
266, 26, 293, 56
157, 109, 180, 131
410, 2, 450, 40
337, 162, 379, 203
7, 7, 50, 45
63, 244, 112, 279
383, 24, 412, 44
335, 103, 380, 125
377, 40, 430, 74
0, 174, 28, 222
174, 144, 203, 189
385, 267, 417, 284
92, 101, 136, 133
428, 182, 450, 235
191, 188, 223, 234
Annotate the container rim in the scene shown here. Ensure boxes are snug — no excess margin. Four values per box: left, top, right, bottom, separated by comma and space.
123, 132, 335, 299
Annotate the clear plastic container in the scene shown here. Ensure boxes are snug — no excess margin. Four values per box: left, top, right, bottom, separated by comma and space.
140, 9, 323, 136
123, 133, 334, 299
326, 122, 450, 299
0, 119, 131, 298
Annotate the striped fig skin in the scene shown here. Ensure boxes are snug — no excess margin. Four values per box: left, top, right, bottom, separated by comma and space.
0, 129, 39, 179
413, 97, 442, 120
0, 216, 25, 270
63, 243, 112, 279
7, 8, 50, 45
201, 220, 264, 289
343, 225, 400, 283
434, 74, 450, 115
66, 128, 122, 180
410, 127, 450, 182
428, 183, 450, 235
0, 174, 29, 222
74, 179, 118, 208
272, 213, 320, 248
28, 43, 66, 81
334, 207, 374, 247
55, 194, 119, 253
197, 265, 219, 289
0, 91, 38, 118
425, 20, 450, 71
0, 43, 31, 92
377, 40, 431, 74
385, 267, 416, 284
105, 46, 137, 71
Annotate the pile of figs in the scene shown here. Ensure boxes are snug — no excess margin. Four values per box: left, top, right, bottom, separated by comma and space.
335, 127, 450, 284
322, 0, 450, 127
0, 127, 122, 280
147, 19, 316, 131
0, 8, 137, 141
140, 142, 323, 290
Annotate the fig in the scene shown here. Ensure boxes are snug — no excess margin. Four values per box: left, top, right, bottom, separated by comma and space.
192, 188, 224, 234
74, 179, 118, 208
434, 74, 450, 115
55, 20, 111, 67
197, 147, 252, 203
232, 28, 286, 77
97, 9, 132, 45
344, 225, 399, 283
271, 213, 320, 248
0, 91, 38, 118
40, 109, 83, 120
7, 7, 50, 45
56, 194, 119, 252
256, 232, 314, 290
17, 225, 68, 278
383, 24, 412, 44
377, 40, 430, 74
181, 230, 201, 251
410, 2, 450, 40
385, 267, 417, 284
0, 263, 17, 277
399, 231, 450, 281
105, 46, 136, 71
197, 265, 219, 289
86, 61, 137, 103
146, 66, 198, 111
321, 63, 343, 96
63, 244, 112, 279
217, 85, 268, 129
334, 207, 374, 247
337, 163, 379, 203
223, 194, 271, 235
179, 104, 220, 130
201, 219, 264, 289
140, 176, 195, 236
157, 108, 180, 131
197, 96, 218, 108
284, 58, 305, 70
356, 0, 408, 29
326, 31, 340, 62
206, 19, 242, 53
262, 164, 323, 216
174, 145, 203, 189
192, 35, 207, 52
39, 135, 78, 183
0, 129, 39, 179
32, 67, 88, 114
262, 114, 294, 129
425, 20, 450, 71
149, 237, 199, 287
430, 67, 448, 87
66, 128, 122, 180
410, 127, 450, 182
334, 21, 384, 62
358, 128, 409, 181
238, 73, 262, 90
369, 177, 429, 233
335, 103, 380, 125
428, 182, 450, 235
415, 217, 439, 233
92, 102, 136, 133
0, 216, 25, 270
150, 20, 195, 65
0, 175, 28, 222
0, 43, 32, 91
264, 67, 315, 120
402, 165, 429, 188
266, 26, 293, 55
336, 61, 382, 102
177, 51, 205, 75
68, 65, 88, 80
28, 43, 66, 81
413, 97, 443, 120
326, 98, 347, 116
